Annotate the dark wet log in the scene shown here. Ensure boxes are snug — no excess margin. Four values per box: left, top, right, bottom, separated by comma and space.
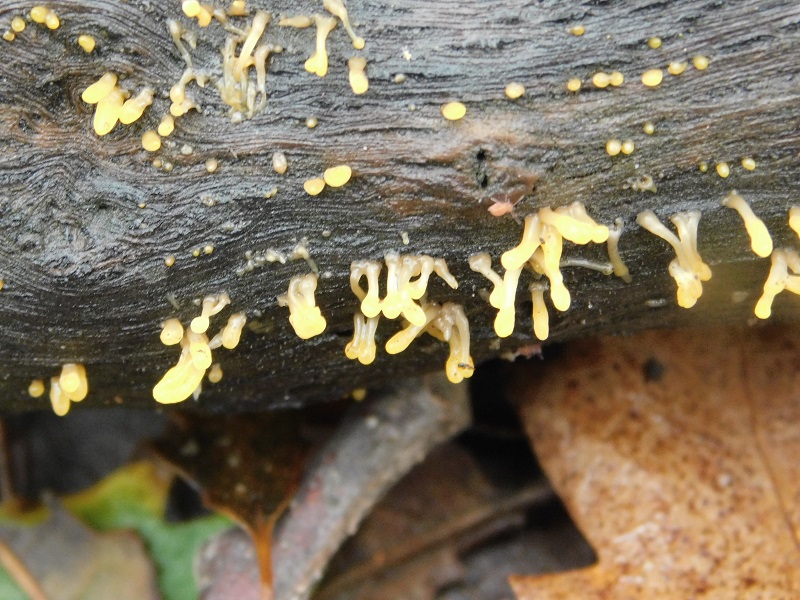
1, 0, 799, 411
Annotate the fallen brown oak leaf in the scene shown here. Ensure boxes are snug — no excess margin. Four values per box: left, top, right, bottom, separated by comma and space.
509, 326, 800, 598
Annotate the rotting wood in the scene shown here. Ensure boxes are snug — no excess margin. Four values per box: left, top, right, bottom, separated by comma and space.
1, 0, 799, 411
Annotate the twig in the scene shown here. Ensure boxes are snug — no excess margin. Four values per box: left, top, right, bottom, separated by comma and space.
0, 540, 48, 600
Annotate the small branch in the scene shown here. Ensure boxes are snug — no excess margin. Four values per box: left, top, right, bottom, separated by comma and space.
0, 540, 48, 600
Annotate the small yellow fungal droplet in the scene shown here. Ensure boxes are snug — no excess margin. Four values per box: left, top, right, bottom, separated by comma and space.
348, 56, 369, 95
741, 157, 756, 171
228, 0, 246, 16
94, 87, 124, 136
204, 244, 214, 255
304, 178, 326, 196
351, 388, 367, 401
11, 17, 26, 33
606, 139, 622, 156
324, 165, 352, 188
643, 122, 655, 135
192, 248, 202, 257
667, 61, 687, 75
208, 363, 223, 383
693, 55, 709, 70
609, 71, 624, 86
182, 0, 201, 18
205, 158, 219, 173
158, 115, 175, 138
568, 25, 585, 36
441, 101, 466, 121
28, 379, 45, 398
716, 162, 730, 178
699, 162, 708, 172
647, 37, 662, 49
81, 72, 118, 104
592, 72, 610, 88
272, 152, 288, 174
142, 130, 161, 152
30, 6, 48, 24
2, 31, 14, 42
505, 82, 525, 99
621, 140, 635, 155
306, 116, 318, 128
119, 88, 154, 125
160, 318, 184, 345
566, 78, 581, 92
78, 34, 96, 52
165, 255, 176, 267
642, 68, 663, 87
44, 11, 59, 30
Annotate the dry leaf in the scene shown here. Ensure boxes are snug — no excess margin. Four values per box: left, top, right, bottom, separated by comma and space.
510, 327, 800, 598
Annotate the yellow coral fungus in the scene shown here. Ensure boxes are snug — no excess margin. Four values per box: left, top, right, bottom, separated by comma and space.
304, 178, 326, 196
141, 131, 161, 152
160, 318, 184, 345
324, 0, 365, 49
345, 312, 379, 365
81, 73, 118, 104
191, 293, 231, 334
305, 14, 337, 77
348, 56, 368, 94
722, 191, 772, 258
94, 87, 124, 136
529, 281, 549, 341
78, 34, 95, 52
607, 218, 632, 283
502, 214, 542, 271
279, 15, 313, 27
323, 165, 352, 187
431, 303, 474, 384
153, 349, 206, 404
278, 273, 327, 339
755, 249, 800, 319
50, 378, 70, 416
59, 363, 88, 402
120, 88, 154, 124
350, 259, 383, 318
208, 363, 223, 383
219, 312, 247, 349
441, 101, 466, 121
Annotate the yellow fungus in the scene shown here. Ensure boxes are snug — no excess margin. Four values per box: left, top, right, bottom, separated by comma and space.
609, 71, 624, 87
208, 363, 223, 383
228, 0, 246, 16
621, 139, 635, 155
279, 15, 313, 27
324, 165, 352, 188
196, 6, 213, 27
647, 37, 661, 49
44, 10, 59, 29
120, 88, 154, 124
182, 0, 202, 17
164, 255, 176, 267
305, 14, 337, 77
28, 379, 45, 398
59, 363, 88, 402
606, 139, 622, 156
203, 158, 218, 173
11, 17, 25, 33
94, 87, 124, 136
435, 303, 474, 384
693, 55, 709, 70
187, 330, 213, 370
789, 207, 800, 239
607, 218, 632, 283
348, 56, 369, 94
441, 101, 466, 121
323, 0, 365, 49
272, 152, 288, 174
505, 82, 525, 99
529, 282, 549, 341
566, 78, 581, 92
754, 249, 800, 320
81, 72, 118, 104
741, 157, 756, 171
306, 116, 318, 128
153, 349, 206, 404
350, 260, 383, 318
304, 178, 326, 196
699, 162, 708, 173
722, 191, 773, 258
502, 214, 542, 271
192, 248, 202, 257
667, 61, 687, 75
592, 72, 610, 88
278, 273, 327, 339
50, 378, 70, 416
2, 31, 14, 42
191, 294, 231, 334
157, 115, 175, 137
141, 130, 161, 152
643, 122, 655, 135
219, 312, 247, 349
160, 318, 184, 345
568, 25, 585, 36
78, 34, 96, 52
716, 162, 730, 178
345, 312, 379, 365
30, 6, 48, 24
641, 68, 663, 87
351, 388, 367, 401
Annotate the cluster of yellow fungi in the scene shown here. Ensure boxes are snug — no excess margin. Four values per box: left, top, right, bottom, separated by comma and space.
304, 165, 353, 196
152, 293, 246, 404
29, 364, 88, 417
278, 273, 327, 339
81, 73, 154, 138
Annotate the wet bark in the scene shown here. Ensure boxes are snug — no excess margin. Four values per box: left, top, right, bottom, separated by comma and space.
0, 0, 799, 411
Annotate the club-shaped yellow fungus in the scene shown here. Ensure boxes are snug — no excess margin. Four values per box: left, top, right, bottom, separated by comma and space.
348, 56, 369, 94
217, 312, 247, 349
607, 218, 632, 283
568, 25, 585, 36
78, 34, 95, 52
94, 87, 124, 136
641, 68, 663, 87
160, 318, 184, 345
566, 78, 581, 92
636, 210, 711, 308
59, 363, 88, 402
529, 281, 549, 341
789, 207, 800, 239
323, 0, 365, 49
120, 88, 154, 124
278, 273, 327, 339
693, 55, 709, 70
28, 379, 45, 398
324, 165, 352, 187
741, 157, 756, 171
722, 191, 772, 257
609, 71, 624, 87
44, 10, 59, 29
279, 15, 313, 27
606, 139, 622, 156
755, 249, 800, 319
592, 72, 610, 88
350, 259, 383, 318
304, 178, 326, 196
182, 0, 201, 17
272, 152, 288, 174
643, 122, 655, 135
385, 301, 441, 355
647, 37, 662, 49
505, 82, 525, 99
430, 303, 474, 383
30, 6, 48, 23
716, 162, 730, 178
305, 14, 337, 77
50, 378, 70, 416
667, 61, 687, 75
2, 31, 14, 42
345, 312, 379, 365
141, 130, 161, 152
153, 349, 207, 404
82, 73, 118, 104
191, 293, 231, 334
208, 363, 223, 383
621, 140, 635, 155
11, 17, 25, 32
442, 101, 466, 121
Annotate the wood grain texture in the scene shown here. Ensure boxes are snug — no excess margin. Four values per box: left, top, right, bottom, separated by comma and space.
0, 0, 799, 410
